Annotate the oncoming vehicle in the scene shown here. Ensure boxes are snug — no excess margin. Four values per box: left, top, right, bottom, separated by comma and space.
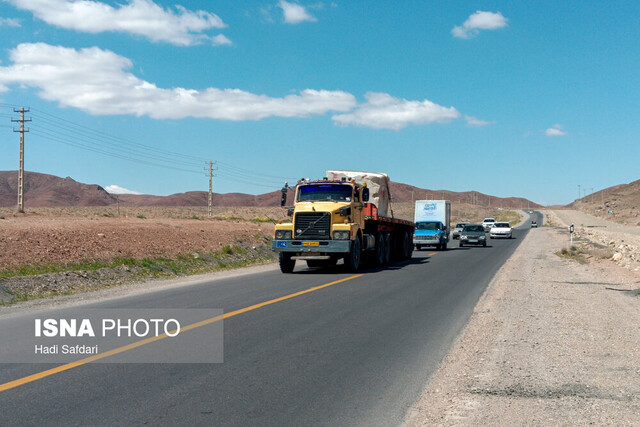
414, 221, 447, 250
481, 218, 496, 231
489, 222, 512, 239
452, 222, 469, 240
459, 224, 487, 247
531, 220, 538, 228
413, 200, 451, 251
272, 171, 415, 273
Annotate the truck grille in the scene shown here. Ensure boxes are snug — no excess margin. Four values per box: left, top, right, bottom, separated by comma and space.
294, 212, 331, 239
414, 235, 435, 241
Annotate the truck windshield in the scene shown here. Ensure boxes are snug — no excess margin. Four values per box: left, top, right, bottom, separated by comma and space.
297, 184, 352, 202
415, 222, 441, 231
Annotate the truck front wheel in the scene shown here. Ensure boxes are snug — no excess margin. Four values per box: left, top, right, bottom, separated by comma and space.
345, 238, 362, 272
279, 253, 295, 273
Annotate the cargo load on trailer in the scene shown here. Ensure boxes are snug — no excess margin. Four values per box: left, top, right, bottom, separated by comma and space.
271, 171, 414, 273
413, 200, 451, 251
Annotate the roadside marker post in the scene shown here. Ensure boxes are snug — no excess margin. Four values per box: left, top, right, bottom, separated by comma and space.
570, 223, 574, 246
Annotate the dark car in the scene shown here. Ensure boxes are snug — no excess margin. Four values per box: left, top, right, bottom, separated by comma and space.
459, 224, 487, 247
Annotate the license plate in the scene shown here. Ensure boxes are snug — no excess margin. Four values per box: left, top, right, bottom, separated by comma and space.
276, 241, 287, 248
469, 239, 478, 243
303, 242, 320, 246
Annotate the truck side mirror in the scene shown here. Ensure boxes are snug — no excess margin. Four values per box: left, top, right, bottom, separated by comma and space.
287, 207, 295, 216
362, 187, 369, 202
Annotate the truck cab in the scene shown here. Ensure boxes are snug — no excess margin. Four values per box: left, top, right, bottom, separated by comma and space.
272, 178, 368, 272
272, 172, 415, 273
413, 221, 448, 251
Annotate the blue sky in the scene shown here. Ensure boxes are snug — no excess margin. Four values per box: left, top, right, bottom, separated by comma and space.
0, 1, 638, 205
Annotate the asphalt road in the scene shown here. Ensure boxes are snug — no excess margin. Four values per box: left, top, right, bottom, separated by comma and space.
0, 214, 539, 426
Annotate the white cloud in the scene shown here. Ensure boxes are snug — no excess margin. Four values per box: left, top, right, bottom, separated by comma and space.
279, 0, 316, 24
332, 92, 460, 130
0, 43, 356, 120
4, 0, 226, 46
104, 184, 141, 195
0, 17, 21, 27
545, 124, 567, 136
212, 34, 232, 46
0, 44, 462, 130
465, 115, 492, 126
452, 11, 507, 39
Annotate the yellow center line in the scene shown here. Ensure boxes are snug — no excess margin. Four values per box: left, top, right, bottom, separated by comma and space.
428, 252, 438, 256
0, 274, 363, 393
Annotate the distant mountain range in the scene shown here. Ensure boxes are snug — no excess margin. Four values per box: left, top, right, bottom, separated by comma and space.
0, 171, 542, 208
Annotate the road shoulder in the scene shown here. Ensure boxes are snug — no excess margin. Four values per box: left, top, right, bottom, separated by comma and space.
404, 225, 640, 425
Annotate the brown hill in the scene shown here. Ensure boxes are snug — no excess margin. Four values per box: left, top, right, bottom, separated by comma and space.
0, 171, 116, 207
0, 170, 542, 209
388, 182, 540, 208
570, 179, 640, 226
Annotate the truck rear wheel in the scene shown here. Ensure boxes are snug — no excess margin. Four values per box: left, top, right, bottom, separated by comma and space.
382, 232, 391, 265
374, 233, 385, 266
404, 231, 414, 259
399, 230, 411, 259
279, 253, 295, 273
345, 237, 362, 272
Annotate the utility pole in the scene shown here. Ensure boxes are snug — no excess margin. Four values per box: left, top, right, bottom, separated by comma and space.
207, 161, 217, 218
12, 107, 31, 213
208, 161, 213, 218
590, 188, 594, 203
578, 184, 581, 201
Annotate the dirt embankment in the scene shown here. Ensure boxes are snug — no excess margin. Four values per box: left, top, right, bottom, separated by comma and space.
405, 213, 640, 425
0, 215, 274, 269
550, 209, 640, 273
0, 210, 281, 302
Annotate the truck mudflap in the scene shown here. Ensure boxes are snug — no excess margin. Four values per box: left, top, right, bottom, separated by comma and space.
271, 240, 351, 253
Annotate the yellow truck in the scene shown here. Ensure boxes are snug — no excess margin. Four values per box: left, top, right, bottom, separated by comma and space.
271, 171, 414, 273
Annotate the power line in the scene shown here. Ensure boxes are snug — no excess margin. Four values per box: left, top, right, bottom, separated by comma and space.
30, 115, 203, 168
4, 105, 297, 191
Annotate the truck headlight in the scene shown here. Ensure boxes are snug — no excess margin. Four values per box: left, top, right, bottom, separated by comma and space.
333, 230, 350, 240
275, 230, 292, 239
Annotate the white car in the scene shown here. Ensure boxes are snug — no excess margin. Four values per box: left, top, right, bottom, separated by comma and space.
490, 222, 512, 239
452, 222, 470, 240
482, 217, 496, 231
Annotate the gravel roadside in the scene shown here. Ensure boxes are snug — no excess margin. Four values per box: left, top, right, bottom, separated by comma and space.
404, 218, 640, 425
